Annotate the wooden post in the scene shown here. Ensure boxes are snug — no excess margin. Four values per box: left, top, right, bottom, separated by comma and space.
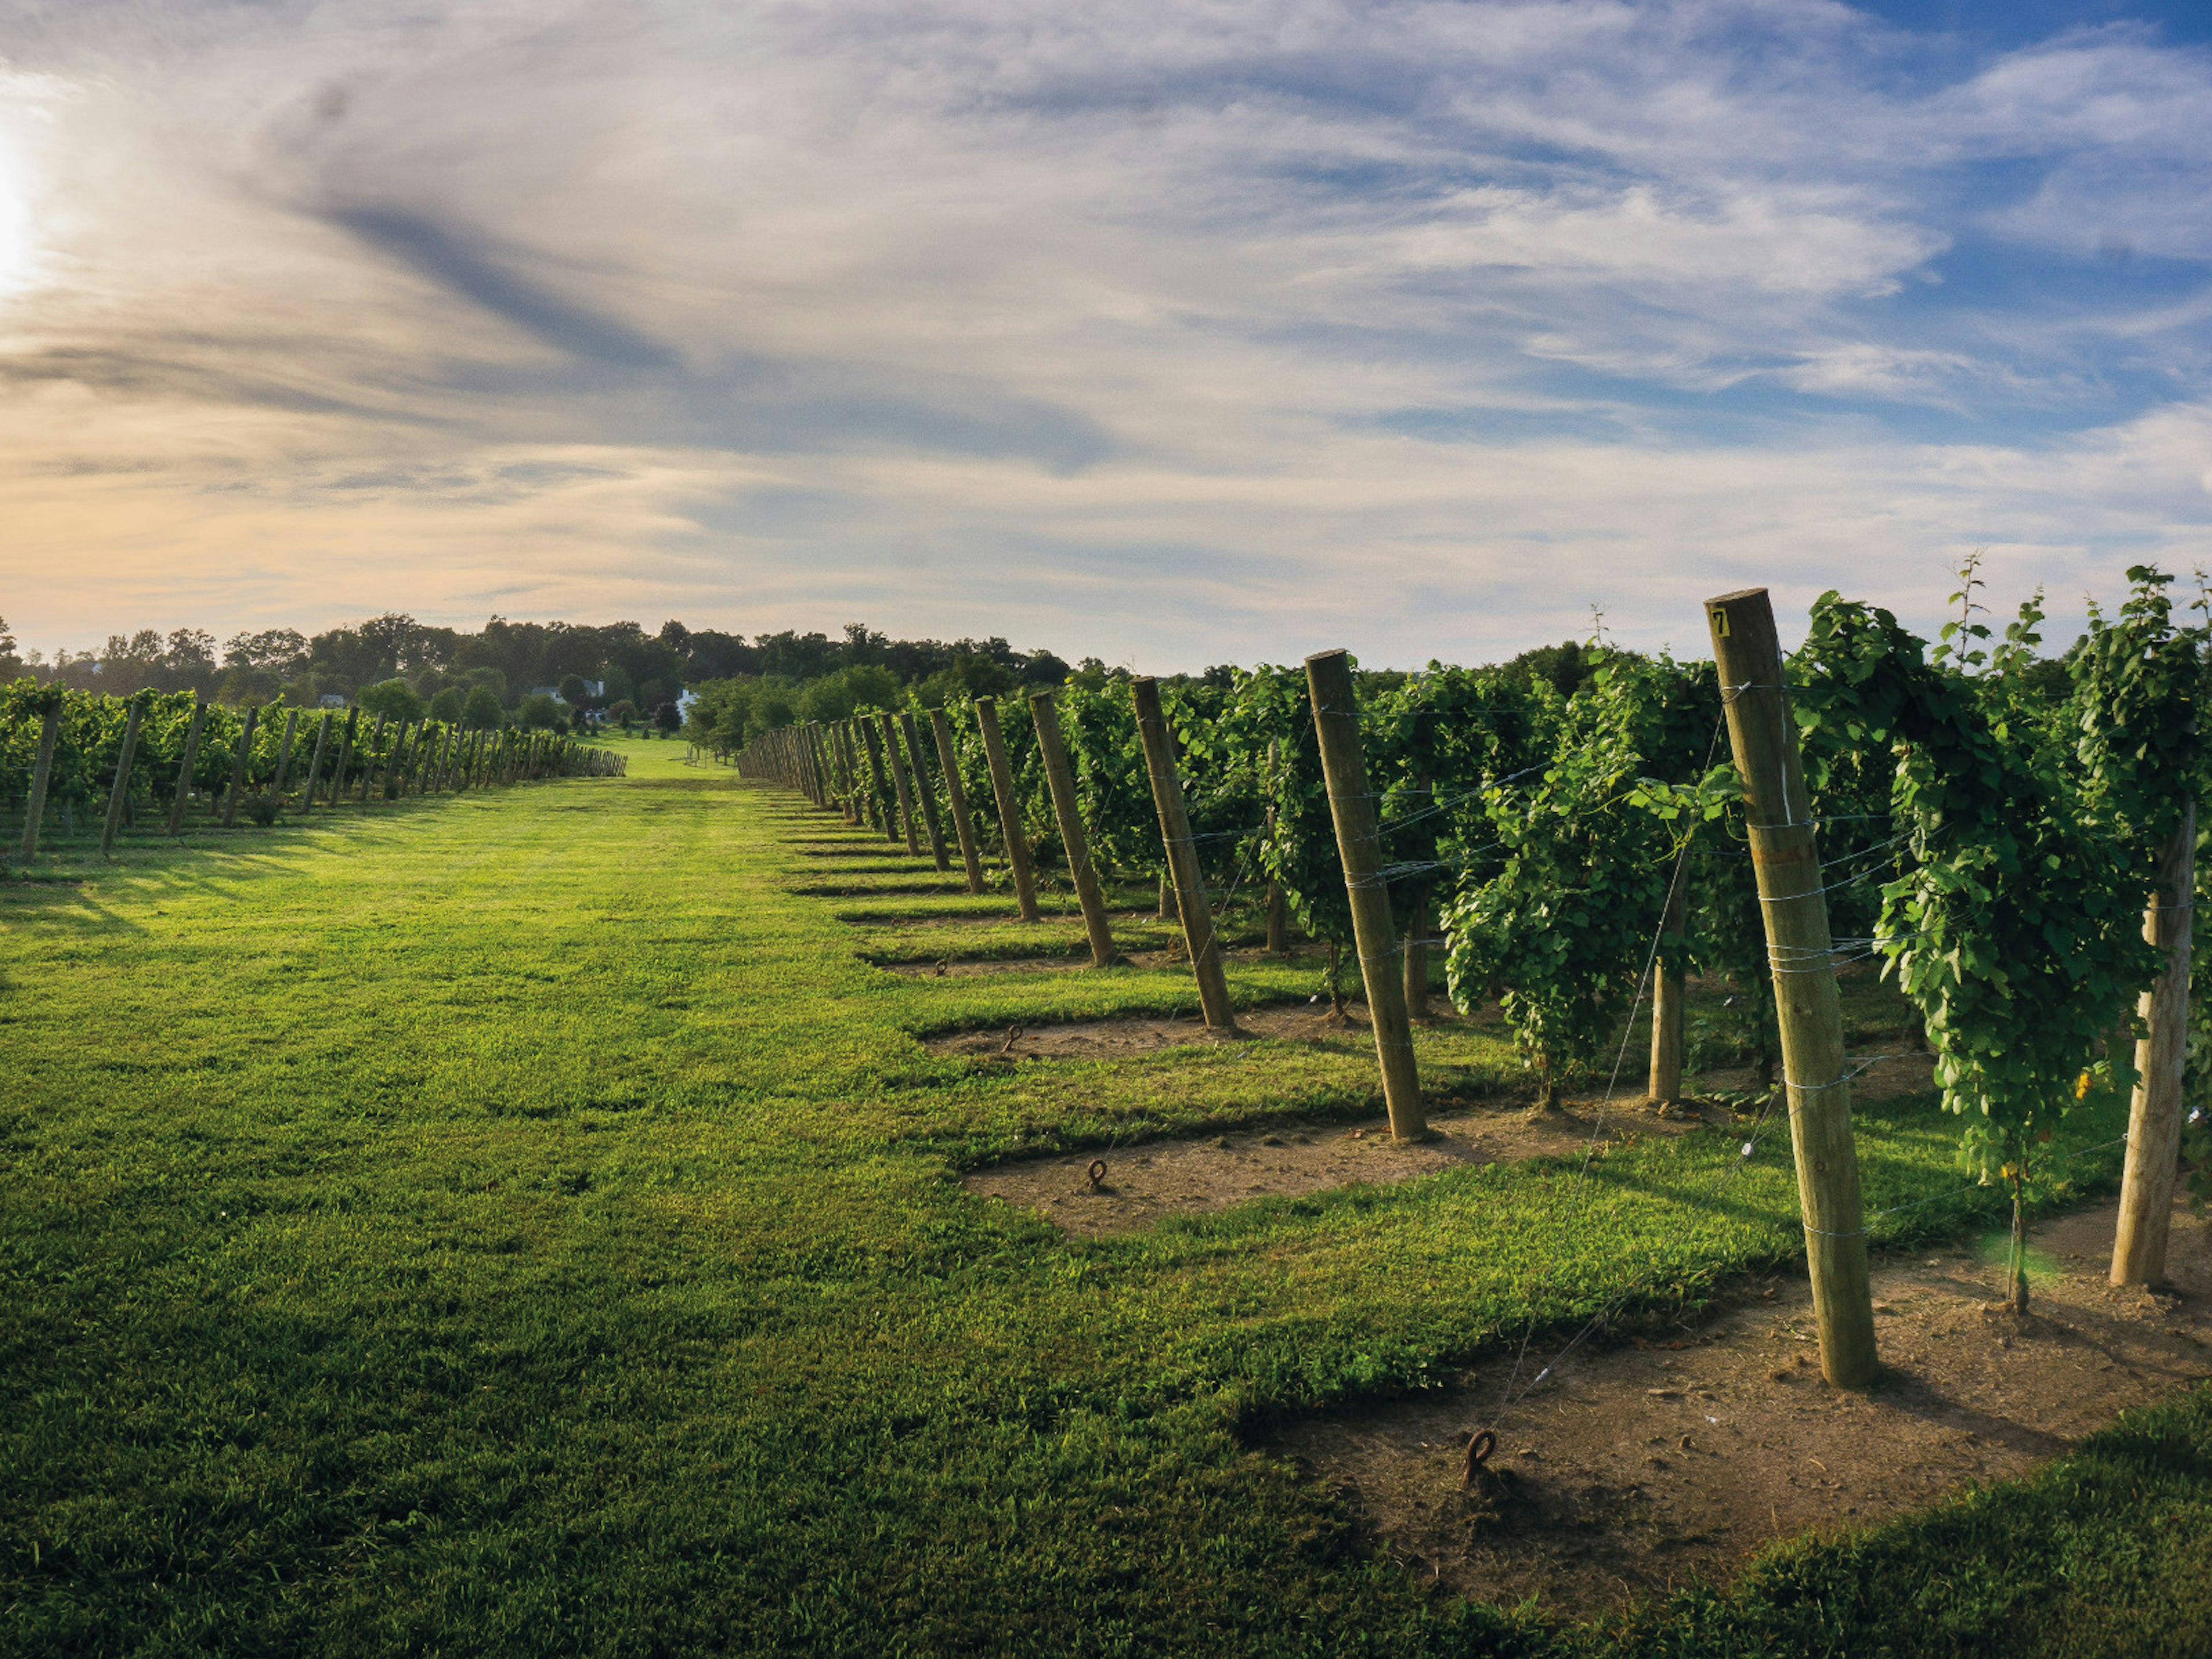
165, 702, 208, 834
900, 711, 952, 871
1649, 868, 1689, 1107
2113, 803, 2196, 1288
975, 697, 1042, 923
329, 710, 357, 806
878, 712, 923, 855
1030, 690, 1120, 967
19, 697, 60, 859
1264, 740, 1291, 953
837, 723, 861, 823
929, 708, 987, 894
359, 717, 385, 801
271, 708, 302, 798
1305, 651, 1426, 1140
860, 719, 896, 842
1132, 677, 1235, 1025
220, 705, 260, 828
301, 713, 332, 809
1706, 587, 1876, 1391
101, 698, 146, 856
1400, 767, 1432, 1018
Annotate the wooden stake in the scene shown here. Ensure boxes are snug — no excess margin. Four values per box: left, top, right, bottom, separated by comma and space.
165, 703, 209, 835
19, 698, 60, 859
1030, 690, 1119, 966
1649, 866, 1688, 1107
271, 708, 302, 798
1132, 677, 1235, 1026
359, 717, 385, 801
975, 697, 1042, 923
2113, 803, 2195, 1288
860, 718, 896, 842
1705, 587, 1876, 1391
329, 710, 357, 806
900, 711, 953, 871
301, 712, 332, 809
1305, 650, 1426, 1140
220, 704, 260, 827
1401, 767, 1432, 1018
1264, 739, 1291, 953
101, 699, 146, 857
877, 713, 923, 854
929, 709, 987, 893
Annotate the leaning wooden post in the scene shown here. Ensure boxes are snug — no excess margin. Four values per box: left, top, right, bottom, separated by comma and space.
1030, 690, 1120, 965
1400, 766, 1433, 1018
1305, 651, 1426, 1140
271, 707, 302, 798
1132, 677, 1236, 1026
975, 697, 1043, 923
2113, 802, 2196, 1288
100, 698, 147, 856
300, 713, 332, 810
835, 723, 861, 823
899, 711, 952, 872
929, 708, 986, 893
1705, 587, 1876, 1391
19, 695, 62, 859
220, 704, 260, 828
1648, 865, 1690, 1108
877, 712, 924, 855
165, 702, 209, 835
358, 717, 385, 801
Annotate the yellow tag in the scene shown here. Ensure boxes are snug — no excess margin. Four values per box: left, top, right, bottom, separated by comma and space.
1711, 608, 1731, 638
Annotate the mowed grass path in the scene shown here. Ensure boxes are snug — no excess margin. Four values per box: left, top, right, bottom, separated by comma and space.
5, 740, 2209, 1658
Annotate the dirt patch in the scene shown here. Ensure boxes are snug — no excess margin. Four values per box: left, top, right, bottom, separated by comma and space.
1268, 1196, 2212, 1619
924, 1000, 1453, 1057
889, 942, 1289, 978
966, 1097, 1724, 1237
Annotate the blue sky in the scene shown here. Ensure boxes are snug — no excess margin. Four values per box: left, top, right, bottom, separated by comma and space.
2, 0, 2209, 668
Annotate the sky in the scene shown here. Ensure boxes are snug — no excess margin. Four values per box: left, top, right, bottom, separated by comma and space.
2, 0, 2210, 671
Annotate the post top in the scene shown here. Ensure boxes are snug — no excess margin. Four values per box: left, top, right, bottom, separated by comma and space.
1704, 587, 1771, 608
1304, 647, 1350, 667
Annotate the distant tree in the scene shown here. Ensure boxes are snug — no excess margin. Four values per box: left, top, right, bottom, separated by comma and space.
557, 673, 589, 707
358, 677, 426, 723
518, 692, 566, 731
0, 616, 20, 679
222, 627, 309, 675
658, 619, 690, 650
655, 701, 682, 734
607, 699, 638, 730
461, 686, 506, 730
215, 664, 282, 706
570, 705, 590, 732
429, 686, 466, 723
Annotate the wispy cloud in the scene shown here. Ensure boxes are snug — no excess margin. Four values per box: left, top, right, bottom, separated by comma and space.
2, 1, 2209, 664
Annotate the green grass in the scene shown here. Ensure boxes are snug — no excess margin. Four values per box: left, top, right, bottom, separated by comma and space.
3, 736, 2202, 1657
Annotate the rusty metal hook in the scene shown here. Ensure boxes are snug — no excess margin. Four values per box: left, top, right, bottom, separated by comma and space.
1086, 1158, 1107, 1192
1461, 1428, 1497, 1490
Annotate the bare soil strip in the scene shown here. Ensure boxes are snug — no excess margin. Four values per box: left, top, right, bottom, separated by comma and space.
965, 1097, 1719, 1237
891, 941, 1286, 978
1266, 1196, 2211, 1620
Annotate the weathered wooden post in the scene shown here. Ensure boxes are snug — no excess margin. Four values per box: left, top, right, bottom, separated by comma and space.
220, 705, 260, 828
929, 708, 986, 893
271, 708, 302, 798
358, 717, 385, 801
1400, 766, 1433, 1018
101, 698, 147, 856
300, 713, 332, 809
1029, 689, 1119, 966
974, 697, 1042, 923
329, 709, 358, 805
836, 723, 862, 823
1305, 651, 1426, 1140
1132, 677, 1236, 1026
1648, 870, 1689, 1108
1264, 738, 1291, 954
2113, 802, 2196, 1288
899, 711, 952, 871
19, 695, 61, 859
878, 712, 924, 855
860, 719, 896, 842
1705, 587, 1876, 1391
166, 702, 209, 834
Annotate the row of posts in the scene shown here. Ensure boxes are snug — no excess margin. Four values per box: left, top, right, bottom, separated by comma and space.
14, 696, 604, 862
737, 592, 2195, 1393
